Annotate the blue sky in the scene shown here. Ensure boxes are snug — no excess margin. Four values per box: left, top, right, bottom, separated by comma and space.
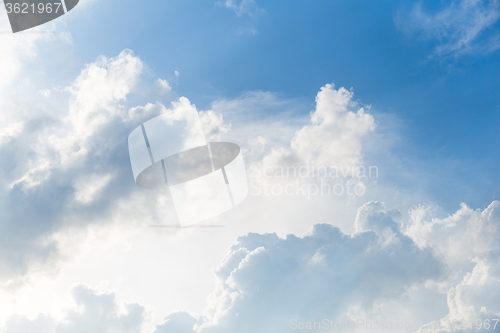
57, 0, 500, 210
1, 0, 500, 332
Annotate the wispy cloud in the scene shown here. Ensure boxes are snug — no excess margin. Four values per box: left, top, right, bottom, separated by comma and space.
219, 0, 261, 16
401, 0, 500, 58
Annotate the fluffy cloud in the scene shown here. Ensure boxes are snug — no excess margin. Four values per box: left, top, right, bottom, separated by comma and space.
152, 201, 444, 333
4, 201, 499, 333
406, 202, 500, 267
262, 84, 375, 169
207, 85, 375, 171
198, 110, 231, 142
1, 285, 147, 333
240, 84, 376, 205
0, 50, 142, 286
146, 200, 500, 333
1, 40, 497, 333
154, 312, 199, 333
417, 255, 500, 333
407, 202, 500, 333
0, 49, 222, 290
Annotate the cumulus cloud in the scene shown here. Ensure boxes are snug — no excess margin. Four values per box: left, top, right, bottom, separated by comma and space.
400, 0, 500, 58
0, 49, 144, 287
240, 84, 376, 203
290, 84, 374, 166
417, 255, 500, 333
1, 35, 496, 333
406, 201, 500, 333
144, 200, 500, 333
2, 285, 147, 333
3, 200, 499, 333
260, 84, 375, 169
154, 312, 199, 333
0, 49, 227, 289
198, 110, 231, 142
201, 85, 383, 237
406, 202, 500, 267
152, 202, 444, 333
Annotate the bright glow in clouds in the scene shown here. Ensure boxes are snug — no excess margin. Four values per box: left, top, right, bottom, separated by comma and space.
148, 201, 500, 333
0, 13, 499, 332
128, 103, 248, 226
2, 202, 499, 333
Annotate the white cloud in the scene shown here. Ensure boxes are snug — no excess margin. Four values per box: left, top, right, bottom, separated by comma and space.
148, 201, 500, 333
235, 84, 376, 210
203, 85, 389, 240
151, 201, 444, 333
220, 0, 261, 16
402, 0, 500, 58
0, 25, 497, 333
405, 201, 500, 333
2, 285, 148, 333
0, 13, 39, 93
0, 6, 70, 130
154, 312, 199, 333
127, 102, 168, 122
0, 60, 384, 329
0, 49, 149, 287
156, 78, 171, 93
0, 45, 238, 304
209, 85, 375, 168
0, 122, 24, 146
417, 253, 500, 333
198, 110, 231, 142
264, 83, 375, 168
3, 200, 499, 333
406, 201, 500, 267
73, 173, 113, 204
7, 49, 143, 192
40, 89, 51, 98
